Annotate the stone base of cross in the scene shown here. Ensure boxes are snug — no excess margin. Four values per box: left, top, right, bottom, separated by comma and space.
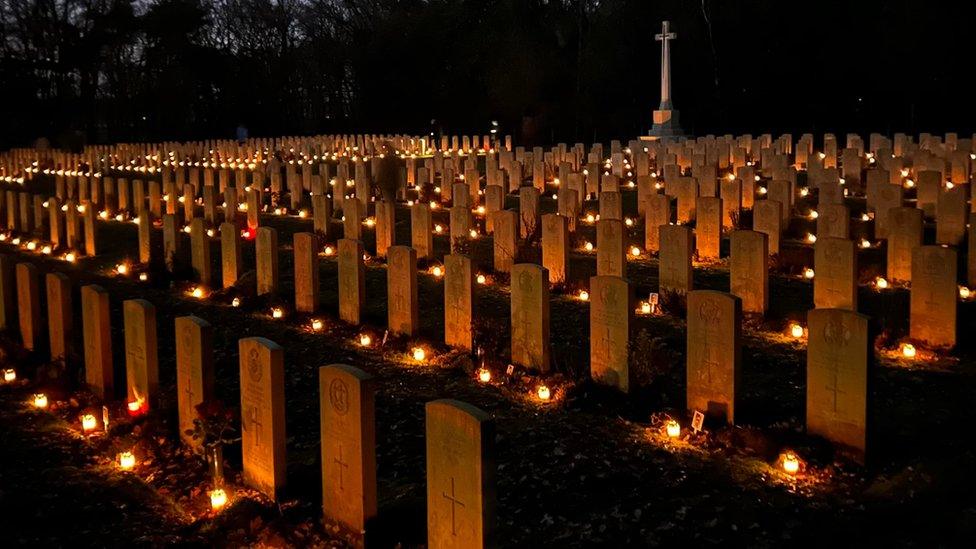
642, 108, 684, 141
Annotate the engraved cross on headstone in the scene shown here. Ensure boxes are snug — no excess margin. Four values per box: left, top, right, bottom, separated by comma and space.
246, 406, 263, 447
183, 379, 194, 407
334, 442, 349, 491
442, 476, 466, 536
823, 356, 847, 414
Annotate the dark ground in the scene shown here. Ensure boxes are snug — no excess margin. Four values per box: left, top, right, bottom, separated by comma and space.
2, 171, 976, 547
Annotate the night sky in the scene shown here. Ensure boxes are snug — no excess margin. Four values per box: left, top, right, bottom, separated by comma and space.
0, 0, 973, 146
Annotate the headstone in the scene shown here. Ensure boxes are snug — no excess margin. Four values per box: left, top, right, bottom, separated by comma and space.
387, 246, 419, 336
190, 218, 212, 286
556, 188, 579, 233
886, 207, 923, 282
599, 191, 623, 220
239, 337, 287, 500
806, 308, 870, 462
81, 285, 113, 399
83, 208, 97, 256
644, 194, 671, 253
817, 204, 850, 240
449, 206, 472, 252
814, 237, 858, 310
220, 222, 242, 288
425, 399, 496, 549
686, 290, 741, 424
375, 200, 395, 257
541, 214, 569, 284
294, 232, 320, 313
137, 206, 151, 264
45, 272, 72, 361
320, 364, 377, 537
729, 230, 768, 314
492, 210, 518, 274
596, 218, 626, 277
444, 254, 475, 351
695, 197, 722, 261
175, 315, 214, 451
0, 254, 14, 331
411, 203, 433, 259
123, 299, 159, 412
873, 183, 903, 239
916, 170, 941, 217
672, 177, 698, 223
162, 213, 182, 272
313, 194, 333, 240
338, 239, 366, 324
344, 200, 363, 241
910, 245, 957, 347
16, 263, 42, 351
510, 264, 550, 372
589, 275, 632, 392
256, 226, 279, 296
767, 180, 792, 221
719, 177, 741, 229
752, 200, 782, 255
936, 185, 967, 246
519, 187, 540, 238
484, 186, 504, 233
659, 225, 693, 293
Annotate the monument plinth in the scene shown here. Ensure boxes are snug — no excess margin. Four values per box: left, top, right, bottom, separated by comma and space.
644, 20, 684, 141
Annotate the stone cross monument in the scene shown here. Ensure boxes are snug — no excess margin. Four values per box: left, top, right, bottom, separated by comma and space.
646, 20, 683, 140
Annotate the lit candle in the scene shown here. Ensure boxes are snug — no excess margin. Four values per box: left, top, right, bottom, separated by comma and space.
802, 268, 815, 279
2, 368, 15, 382
789, 322, 804, 339
579, 290, 589, 301
359, 334, 372, 347
118, 451, 136, 470
323, 245, 335, 256
781, 451, 800, 475
875, 277, 888, 290
138, 273, 148, 281
231, 297, 241, 307
477, 367, 491, 383
311, 319, 324, 331
271, 307, 284, 319
476, 274, 487, 285
190, 287, 205, 299
900, 343, 916, 359
210, 488, 228, 510
641, 302, 651, 314
128, 399, 144, 416
81, 413, 98, 432
412, 347, 426, 361
33, 393, 48, 409
537, 385, 551, 401
630, 246, 641, 257
665, 419, 681, 438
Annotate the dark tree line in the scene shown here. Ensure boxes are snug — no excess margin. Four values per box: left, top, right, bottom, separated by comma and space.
2, 0, 975, 150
